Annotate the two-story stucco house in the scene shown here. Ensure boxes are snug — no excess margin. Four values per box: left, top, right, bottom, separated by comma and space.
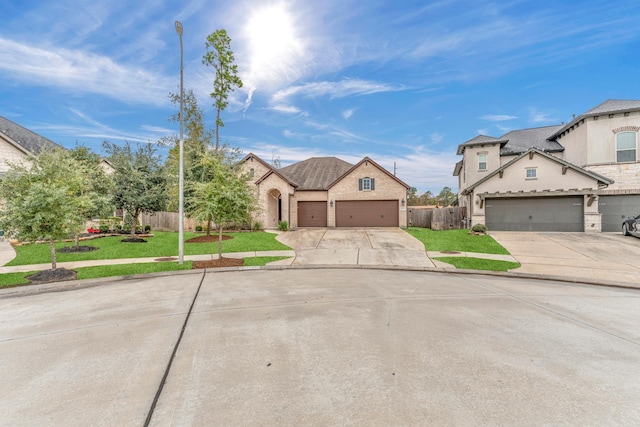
240, 153, 410, 229
454, 100, 640, 232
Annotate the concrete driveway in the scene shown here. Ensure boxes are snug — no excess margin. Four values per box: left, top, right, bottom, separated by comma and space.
1, 269, 639, 425
276, 227, 435, 267
490, 231, 640, 285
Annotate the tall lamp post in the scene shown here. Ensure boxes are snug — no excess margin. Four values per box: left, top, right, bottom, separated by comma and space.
175, 20, 184, 264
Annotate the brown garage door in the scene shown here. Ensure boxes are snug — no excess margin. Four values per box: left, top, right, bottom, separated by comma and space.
335, 200, 398, 227
298, 201, 327, 227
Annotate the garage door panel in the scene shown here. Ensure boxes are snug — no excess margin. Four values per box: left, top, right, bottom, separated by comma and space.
486, 197, 583, 232
336, 200, 398, 227
298, 201, 327, 227
599, 195, 640, 232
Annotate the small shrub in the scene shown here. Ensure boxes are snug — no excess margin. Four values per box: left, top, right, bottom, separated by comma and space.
195, 225, 203, 232
144, 224, 151, 233
99, 224, 110, 233
115, 224, 122, 232
471, 223, 488, 233
253, 221, 263, 231
278, 220, 289, 231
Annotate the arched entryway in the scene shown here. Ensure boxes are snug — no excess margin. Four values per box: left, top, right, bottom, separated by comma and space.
267, 189, 282, 228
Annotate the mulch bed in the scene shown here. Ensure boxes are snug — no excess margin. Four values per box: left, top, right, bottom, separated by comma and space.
27, 268, 77, 284
192, 257, 244, 269
120, 237, 147, 243
186, 235, 233, 243
58, 246, 98, 253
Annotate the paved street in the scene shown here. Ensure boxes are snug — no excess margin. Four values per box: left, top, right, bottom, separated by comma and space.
2, 269, 639, 426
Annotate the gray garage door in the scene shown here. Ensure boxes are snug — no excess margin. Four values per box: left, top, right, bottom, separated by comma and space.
298, 201, 327, 227
599, 195, 640, 232
335, 200, 398, 227
485, 197, 583, 232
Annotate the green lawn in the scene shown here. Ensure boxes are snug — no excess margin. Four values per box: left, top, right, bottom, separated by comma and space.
405, 228, 510, 255
434, 256, 520, 271
7, 231, 291, 266
0, 256, 292, 288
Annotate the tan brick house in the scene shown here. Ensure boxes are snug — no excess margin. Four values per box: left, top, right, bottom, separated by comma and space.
240, 153, 410, 229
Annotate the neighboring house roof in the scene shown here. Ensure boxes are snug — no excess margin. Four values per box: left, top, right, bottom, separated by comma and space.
548, 99, 640, 140
460, 147, 613, 195
0, 115, 62, 155
327, 157, 410, 190
456, 135, 507, 155
499, 125, 564, 155
279, 157, 354, 190
453, 160, 463, 176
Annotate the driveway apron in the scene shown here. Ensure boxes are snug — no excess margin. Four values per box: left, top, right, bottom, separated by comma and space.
276, 228, 435, 268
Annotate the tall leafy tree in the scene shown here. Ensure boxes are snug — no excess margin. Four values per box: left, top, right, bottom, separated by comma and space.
69, 145, 114, 247
103, 141, 167, 236
437, 187, 457, 206
189, 153, 257, 258
0, 149, 93, 270
202, 29, 243, 150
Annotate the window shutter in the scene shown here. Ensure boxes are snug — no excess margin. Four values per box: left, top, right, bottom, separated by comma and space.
371, 178, 375, 190
358, 178, 363, 191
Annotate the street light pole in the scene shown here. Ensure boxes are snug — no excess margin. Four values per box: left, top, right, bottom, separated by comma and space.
175, 20, 184, 265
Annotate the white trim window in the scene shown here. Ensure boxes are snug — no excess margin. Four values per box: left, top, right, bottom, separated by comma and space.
478, 153, 487, 171
358, 177, 375, 191
616, 131, 637, 162
525, 167, 537, 179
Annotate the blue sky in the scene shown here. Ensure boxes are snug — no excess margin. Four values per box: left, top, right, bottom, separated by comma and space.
1, 1, 640, 193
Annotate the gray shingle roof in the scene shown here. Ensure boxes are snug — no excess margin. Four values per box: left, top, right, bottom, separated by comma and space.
279, 157, 354, 190
584, 99, 640, 115
456, 135, 507, 155
0, 116, 62, 155
500, 125, 564, 155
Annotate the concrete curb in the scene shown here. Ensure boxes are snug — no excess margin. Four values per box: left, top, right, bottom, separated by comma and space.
2, 263, 638, 299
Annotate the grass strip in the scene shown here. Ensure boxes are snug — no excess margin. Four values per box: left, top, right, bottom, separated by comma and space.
434, 256, 520, 271
7, 231, 291, 266
406, 228, 510, 255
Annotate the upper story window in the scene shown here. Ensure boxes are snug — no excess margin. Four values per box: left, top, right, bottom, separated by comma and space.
359, 177, 375, 191
478, 153, 487, 171
616, 131, 637, 162
249, 168, 255, 178
525, 168, 537, 179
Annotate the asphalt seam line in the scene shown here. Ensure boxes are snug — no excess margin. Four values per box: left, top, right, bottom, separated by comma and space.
143, 270, 207, 426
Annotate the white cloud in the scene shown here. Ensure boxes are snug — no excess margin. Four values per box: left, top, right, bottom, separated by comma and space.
529, 108, 556, 124
273, 79, 402, 103
342, 108, 356, 120
480, 114, 518, 122
430, 132, 444, 144
268, 104, 307, 115
0, 38, 171, 106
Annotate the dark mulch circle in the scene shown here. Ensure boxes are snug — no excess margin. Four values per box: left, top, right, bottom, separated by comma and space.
58, 246, 98, 253
186, 235, 233, 243
27, 268, 77, 284
121, 237, 147, 243
192, 257, 244, 269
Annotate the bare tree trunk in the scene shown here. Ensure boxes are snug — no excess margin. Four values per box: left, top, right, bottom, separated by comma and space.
74, 232, 80, 249
215, 107, 220, 151
50, 239, 57, 270
218, 226, 223, 259
130, 209, 140, 237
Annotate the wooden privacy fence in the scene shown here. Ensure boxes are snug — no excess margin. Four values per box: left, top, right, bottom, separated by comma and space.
140, 212, 200, 232
408, 207, 467, 230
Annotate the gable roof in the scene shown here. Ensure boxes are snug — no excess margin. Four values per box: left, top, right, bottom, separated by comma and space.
327, 156, 410, 190
460, 148, 613, 195
456, 135, 507, 155
279, 157, 353, 190
548, 99, 640, 140
0, 115, 62, 155
240, 153, 298, 188
499, 125, 564, 155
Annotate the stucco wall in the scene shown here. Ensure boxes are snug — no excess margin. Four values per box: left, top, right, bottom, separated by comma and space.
556, 119, 588, 166
460, 144, 501, 193
471, 154, 601, 216
0, 138, 30, 173
328, 161, 407, 227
